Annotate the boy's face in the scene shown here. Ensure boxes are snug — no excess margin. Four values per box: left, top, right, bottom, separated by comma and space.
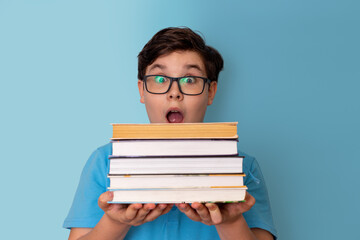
138, 50, 217, 123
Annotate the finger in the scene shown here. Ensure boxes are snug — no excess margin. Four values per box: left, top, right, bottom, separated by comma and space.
125, 203, 142, 221
134, 203, 155, 221
98, 191, 113, 211
241, 192, 256, 212
224, 192, 256, 214
144, 203, 157, 211
158, 204, 173, 217
143, 204, 168, 222
205, 203, 222, 224
177, 203, 201, 222
245, 192, 255, 204
191, 202, 212, 224
161, 204, 174, 215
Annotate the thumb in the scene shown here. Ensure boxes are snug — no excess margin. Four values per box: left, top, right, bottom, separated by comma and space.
98, 191, 113, 211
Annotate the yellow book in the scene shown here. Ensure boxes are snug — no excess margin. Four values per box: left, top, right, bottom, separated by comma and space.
111, 122, 238, 139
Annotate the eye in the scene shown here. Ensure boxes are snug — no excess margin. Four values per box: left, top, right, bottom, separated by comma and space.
154, 76, 166, 83
180, 77, 196, 84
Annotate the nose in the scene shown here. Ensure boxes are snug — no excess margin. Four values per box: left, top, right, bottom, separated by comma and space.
167, 80, 183, 101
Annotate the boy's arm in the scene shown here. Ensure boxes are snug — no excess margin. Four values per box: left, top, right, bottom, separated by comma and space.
68, 214, 130, 240
68, 228, 91, 240
177, 192, 274, 240
214, 193, 274, 240
68, 191, 173, 240
215, 216, 274, 240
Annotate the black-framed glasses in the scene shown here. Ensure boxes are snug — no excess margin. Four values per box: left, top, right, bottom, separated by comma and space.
142, 75, 211, 95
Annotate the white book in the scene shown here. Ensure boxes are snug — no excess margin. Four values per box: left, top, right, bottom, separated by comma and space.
109, 187, 248, 203
108, 156, 244, 175
108, 174, 245, 189
111, 139, 238, 157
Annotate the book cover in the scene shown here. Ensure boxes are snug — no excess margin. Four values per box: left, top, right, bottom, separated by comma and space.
108, 187, 248, 204
111, 139, 238, 156
108, 156, 244, 175
108, 174, 245, 189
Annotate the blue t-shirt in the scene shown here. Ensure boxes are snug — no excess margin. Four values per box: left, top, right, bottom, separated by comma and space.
63, 143, 277, 239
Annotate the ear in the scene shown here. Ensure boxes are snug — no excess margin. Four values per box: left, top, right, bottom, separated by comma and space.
138, 80, 145, 104
207, 81, 218, 105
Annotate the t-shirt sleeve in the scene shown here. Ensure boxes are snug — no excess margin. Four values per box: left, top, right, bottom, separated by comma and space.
63, 144, 110, 228
242, 153, 278, 239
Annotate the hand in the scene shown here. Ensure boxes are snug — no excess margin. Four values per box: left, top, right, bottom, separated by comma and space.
98, 191, 173, 226
176, 192, 255, 225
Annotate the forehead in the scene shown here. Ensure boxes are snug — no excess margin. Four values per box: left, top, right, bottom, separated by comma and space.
146, 50, 206, 75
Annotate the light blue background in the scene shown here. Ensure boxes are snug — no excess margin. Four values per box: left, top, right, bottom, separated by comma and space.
1, 0, 359, 239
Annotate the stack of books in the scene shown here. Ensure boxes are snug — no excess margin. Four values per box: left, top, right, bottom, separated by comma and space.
107, 122, 247, 203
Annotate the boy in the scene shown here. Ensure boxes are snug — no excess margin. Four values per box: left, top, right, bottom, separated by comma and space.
64, 27, 277, 240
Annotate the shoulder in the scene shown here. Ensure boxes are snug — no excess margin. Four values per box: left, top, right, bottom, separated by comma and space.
238, 149, 264, 186
86, 142, 112, 164
238, 150, 257, 174
80, 142, 112, 177
93, 142, 112, 157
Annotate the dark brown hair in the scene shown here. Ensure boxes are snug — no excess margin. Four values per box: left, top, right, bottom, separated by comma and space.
138, 27, 224, 82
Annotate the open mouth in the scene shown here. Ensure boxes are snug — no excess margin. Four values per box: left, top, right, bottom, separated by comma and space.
166, 110, 184, 123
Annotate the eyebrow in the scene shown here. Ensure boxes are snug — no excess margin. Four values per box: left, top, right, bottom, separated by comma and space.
148, 64, 165, 72
147, 64, 205, 74
185, 64, 203, 72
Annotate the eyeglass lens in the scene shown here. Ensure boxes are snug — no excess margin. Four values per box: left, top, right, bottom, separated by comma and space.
146, 76, 205, 94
